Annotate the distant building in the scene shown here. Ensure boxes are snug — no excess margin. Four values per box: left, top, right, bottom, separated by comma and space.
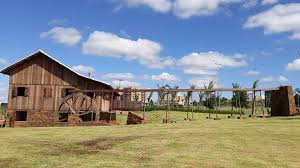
161, 93, 185, 106
247, 92, 265, 100
119, 87, 149, 103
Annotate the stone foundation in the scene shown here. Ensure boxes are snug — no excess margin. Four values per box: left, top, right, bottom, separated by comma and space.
12, 121, 116, 127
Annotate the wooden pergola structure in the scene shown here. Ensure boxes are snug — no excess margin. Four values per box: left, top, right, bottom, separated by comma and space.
59, 87, 280, 123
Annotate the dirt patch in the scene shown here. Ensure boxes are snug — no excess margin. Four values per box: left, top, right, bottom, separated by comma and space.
0, 158, 16, 167
78, 136, 142, 150
35, 136, 142, 156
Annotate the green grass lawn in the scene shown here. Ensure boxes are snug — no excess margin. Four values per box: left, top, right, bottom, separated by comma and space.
1, 111, 300, 168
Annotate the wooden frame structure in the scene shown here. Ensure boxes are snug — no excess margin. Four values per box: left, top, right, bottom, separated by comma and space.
69, 86, 283, 123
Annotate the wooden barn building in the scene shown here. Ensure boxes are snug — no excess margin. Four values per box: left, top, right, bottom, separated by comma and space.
1, 50, 116, 127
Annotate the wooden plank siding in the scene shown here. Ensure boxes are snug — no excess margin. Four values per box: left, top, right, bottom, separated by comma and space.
2, 51, 113, 126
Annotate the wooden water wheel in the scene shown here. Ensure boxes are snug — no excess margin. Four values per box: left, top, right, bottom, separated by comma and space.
57, 93, 98, 122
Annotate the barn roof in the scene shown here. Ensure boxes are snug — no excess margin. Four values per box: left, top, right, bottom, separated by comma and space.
0, 50, 114, 89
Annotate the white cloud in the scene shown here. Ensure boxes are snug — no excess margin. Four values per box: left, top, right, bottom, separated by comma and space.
40, 27, 82, 46
178, 51, 248, 75
189, 76, 219, 88
260, 76, 289, 83
244, 3, 300, 40
103, 73, 135, 80
0, 58, 6, 64
111, 80, 140, 88
246, 70, 260, 76
243, 0, 258, 9
261, 0, 278, 5
286, 59, 300, 71
173, 0, 242, 19
0, 83, 8, 103
72, 65, 96, 76
115, 0, 248, 19
117, 0, 172, 13
151, 72, 180, 82
48, 19, 68, 26
82, 31, 175, 69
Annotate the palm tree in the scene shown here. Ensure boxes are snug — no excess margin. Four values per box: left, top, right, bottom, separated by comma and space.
198, 91, 204, 109
157, 84, 169, 106
232, 83, 248, 118
204, 81, 215, 119
187, 85, 196, 109
251, 80, 259, 117
232, 83, 242, 117
171, 86, 179, 107
186, 85, 196, 119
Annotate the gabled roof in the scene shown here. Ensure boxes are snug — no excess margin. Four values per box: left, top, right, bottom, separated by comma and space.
1, 50, 113, 89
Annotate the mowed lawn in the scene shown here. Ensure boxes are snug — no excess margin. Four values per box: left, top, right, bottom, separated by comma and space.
1, 111, 300, 168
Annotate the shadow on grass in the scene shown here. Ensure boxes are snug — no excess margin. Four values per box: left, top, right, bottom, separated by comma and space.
0, 158, 16, 167
277, 117, 300, 120
35, 136, 143, 156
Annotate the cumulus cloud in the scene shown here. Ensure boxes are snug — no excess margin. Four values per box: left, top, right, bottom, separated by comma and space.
173, 0, 242, 19
178, 51, 248, 75
116, 0, 172, 13
151, 72, 180, 82
111, 80, 140, 88
82, 31, 175, 69
103, 73, 136, 80
246, 70, 260, 76
189, 76, 219, 88
261, 0, 278, 5
114, 0, 246, 19
286, 59, 300, 71
244, 3, 300, 40
40, 27, 82, 46
72, 65, 96, 76
260, 76, 289, 83
243, 0, 258, 9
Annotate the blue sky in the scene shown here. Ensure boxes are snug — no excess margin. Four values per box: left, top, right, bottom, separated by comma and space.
0, 0, 300, 101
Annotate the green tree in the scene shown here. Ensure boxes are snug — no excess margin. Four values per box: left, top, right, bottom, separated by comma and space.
198, 91, 204, 109
203, 81, 215, 110
232, 83, 249, 110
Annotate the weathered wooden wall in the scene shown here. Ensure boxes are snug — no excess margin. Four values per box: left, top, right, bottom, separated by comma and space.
6, 53, 112, 126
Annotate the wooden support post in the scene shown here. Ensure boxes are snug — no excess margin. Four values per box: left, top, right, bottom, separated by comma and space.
186, 91, 189, 120
164, 93, 168, 123
251, 90, 256, 117
215, 91, 218, 119
238, 91, 242, 118
230, 91, 234, 118
260, 90, 265, 117
91, 92, 95, 122
191, 92, 194, 120
208, 92, 211, 119
143, 91, 146, 120
110, 92, 113, 123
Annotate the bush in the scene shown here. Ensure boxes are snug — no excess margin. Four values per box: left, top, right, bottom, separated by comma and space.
145, 106, 242, 115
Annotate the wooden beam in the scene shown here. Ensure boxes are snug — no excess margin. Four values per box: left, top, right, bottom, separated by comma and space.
71, 87, 280, 93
